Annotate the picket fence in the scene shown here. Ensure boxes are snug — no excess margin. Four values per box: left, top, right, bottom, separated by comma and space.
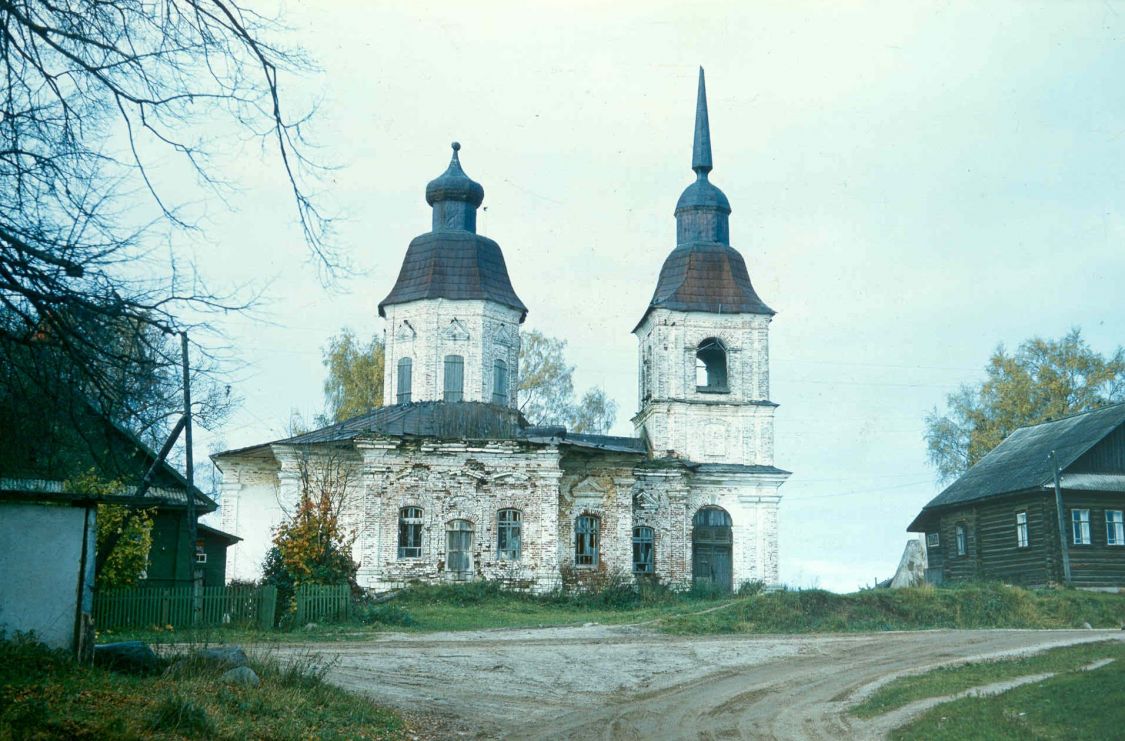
94, 583, 352, 630
94, 584, 277, 630
294, 583, 351, 625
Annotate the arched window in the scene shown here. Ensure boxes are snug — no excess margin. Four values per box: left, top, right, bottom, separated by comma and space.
397, 357, 413, 404
575, 514, 600, 567
633, 526, 654, 574
692, 507, 733, 590
446, 519, 474, 575
398, 507, 423, 558
695, 338, 728, 392
444, 354, 464, 401
497, 508, 521, 560
493, 359, 508, 405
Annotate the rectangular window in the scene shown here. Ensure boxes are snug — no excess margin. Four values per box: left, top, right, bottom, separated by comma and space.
925, 532, 940, 548
398, 507, 423, 558
1107, 510, 1124, 546
632, 526, 654, 574
575, 515, 600, 567
1072, 509, 1091, 545
497, 509, 521, 560
1016, 511, 1029, 548
492, 359, 508, 405
444, 355, 464, 402
955, 524, 967, 556
397, 357, 413, 404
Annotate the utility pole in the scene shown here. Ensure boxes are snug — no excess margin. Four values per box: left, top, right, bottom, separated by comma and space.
181, 332, 202, 623
1049, 450, 1072, 585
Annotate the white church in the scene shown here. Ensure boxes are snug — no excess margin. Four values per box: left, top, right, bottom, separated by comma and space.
214, 70, 790, 592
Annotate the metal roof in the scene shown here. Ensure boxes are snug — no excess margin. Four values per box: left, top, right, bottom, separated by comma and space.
909, 402, 1125, 530
0, 477, 216, 511
274, 402, 528, 446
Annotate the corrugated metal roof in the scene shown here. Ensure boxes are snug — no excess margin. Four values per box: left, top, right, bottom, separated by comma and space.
910, 402, 1125, 529
377, 231, 527, 320
0, 477, 215, 510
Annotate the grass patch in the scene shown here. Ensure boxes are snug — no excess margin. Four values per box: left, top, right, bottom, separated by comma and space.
0, 632, 406, 739
891, 650, 1125, 740
660, 582, 1125, 635
852, 639, 1125, 718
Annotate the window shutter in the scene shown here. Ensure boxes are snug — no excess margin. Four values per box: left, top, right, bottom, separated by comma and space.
397, 358, 412, 403
444, 355, 464, 402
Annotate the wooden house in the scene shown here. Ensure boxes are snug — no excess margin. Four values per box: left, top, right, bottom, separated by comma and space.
909, 403, 1125, 589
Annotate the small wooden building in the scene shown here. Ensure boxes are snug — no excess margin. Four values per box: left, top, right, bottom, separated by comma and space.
909, 403, 1125, 589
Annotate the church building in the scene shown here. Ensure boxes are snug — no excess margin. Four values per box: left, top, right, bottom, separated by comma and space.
214, 70, 790, 592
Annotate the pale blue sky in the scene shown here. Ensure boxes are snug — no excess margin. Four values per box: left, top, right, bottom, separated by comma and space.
182, 1, 1125, 591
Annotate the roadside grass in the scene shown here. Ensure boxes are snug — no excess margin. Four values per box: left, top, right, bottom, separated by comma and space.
660, 582, 1125, 635
890, 650, 1125, 740
0, 633, 405, 739
97, 581, 1125, 644
852, 639, 1125, 718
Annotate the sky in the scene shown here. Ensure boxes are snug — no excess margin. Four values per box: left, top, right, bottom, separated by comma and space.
178, 1, 1125, 592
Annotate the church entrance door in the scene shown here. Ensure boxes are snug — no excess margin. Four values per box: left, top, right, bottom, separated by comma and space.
692, 507, 733, 591
446, 520, 474, 579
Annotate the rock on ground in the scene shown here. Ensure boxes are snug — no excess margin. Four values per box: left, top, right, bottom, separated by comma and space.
94, 641, 163, 675
221, 665, 261, 688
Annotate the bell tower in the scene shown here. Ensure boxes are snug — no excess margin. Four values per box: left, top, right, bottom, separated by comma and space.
633, 69, 780, 468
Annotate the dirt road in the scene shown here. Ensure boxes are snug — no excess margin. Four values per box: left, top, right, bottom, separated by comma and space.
271, 626, 1122, 740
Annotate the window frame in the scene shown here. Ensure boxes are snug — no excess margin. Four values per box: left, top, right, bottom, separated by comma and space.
398, 506, 424, 559
1015, 511, 1029, 549
1072, 508, 1091, 546
443, 354, 465, 402
632, 526, 654, 575
1107, 510, 1124, 547
574, 514, 600, 568
396, 357, 413, 404
445, 518, 474, 575
492, 358, 508, 405
925, 531, 940, 548
496, 508, 522, 561
694, 337, 729, 394
955, 523, 967, 557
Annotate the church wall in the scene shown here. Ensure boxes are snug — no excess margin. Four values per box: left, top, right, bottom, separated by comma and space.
355, 438, 563, 592
383, 299, 521, 407
633, 468, 693, 588
557, 452, 638, 583
217, 458, 283, 583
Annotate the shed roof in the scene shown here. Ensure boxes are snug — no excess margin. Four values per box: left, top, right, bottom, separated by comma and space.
908, 402, 1125, 530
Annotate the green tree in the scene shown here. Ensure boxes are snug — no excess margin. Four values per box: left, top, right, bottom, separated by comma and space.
67, 472, 155, 589
518, 330, 617, 433
925, 329, 1125, 483
322, 329, 385, 423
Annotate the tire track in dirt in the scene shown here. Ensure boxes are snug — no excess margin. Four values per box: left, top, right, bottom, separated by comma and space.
265, 627, 1122, 740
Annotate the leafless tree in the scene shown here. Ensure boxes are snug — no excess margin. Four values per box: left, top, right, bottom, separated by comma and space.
0, 0, 331, 443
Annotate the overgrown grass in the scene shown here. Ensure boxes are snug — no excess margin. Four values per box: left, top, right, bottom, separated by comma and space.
660, 582, 1125, 635
852, 639, 1125, 718
0, 633, 406, 739
890, 649, 1125, 740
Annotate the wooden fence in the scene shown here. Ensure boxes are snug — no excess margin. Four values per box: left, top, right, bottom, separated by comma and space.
94, 585, 277, 631
294, 584, 351, 625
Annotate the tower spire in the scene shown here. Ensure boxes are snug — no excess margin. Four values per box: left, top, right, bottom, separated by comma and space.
692, 67, 712, 176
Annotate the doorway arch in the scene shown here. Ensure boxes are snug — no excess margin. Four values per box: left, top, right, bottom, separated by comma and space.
692, 506, 733, 591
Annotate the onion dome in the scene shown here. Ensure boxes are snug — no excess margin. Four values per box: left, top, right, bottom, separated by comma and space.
379, 142, 527, 321
635, 68, 773, 330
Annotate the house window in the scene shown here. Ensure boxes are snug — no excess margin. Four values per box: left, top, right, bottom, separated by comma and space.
1016, 512, 1029, 548
633, 526, 654, 574
397, 357, 413, 404
1072, 509, 1091, 545
925, 532, 940, 548
1107, 510, 1124, 546
446, 519, 473, 576
493, 359, 508, 405
575, 514, 600, 567
444, 354, 464, 401
398, 506, 423, 558
497, 509, 521, 560
955, 524, 966, 556
695, 338, 728, 392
